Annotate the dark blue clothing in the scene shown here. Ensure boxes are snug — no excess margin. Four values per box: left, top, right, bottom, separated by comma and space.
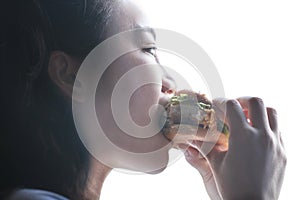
6, 189, 68, 200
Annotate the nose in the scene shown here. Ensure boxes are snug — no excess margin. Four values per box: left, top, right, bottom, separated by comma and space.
161, 74, 176, 94
156, 54, 176, 94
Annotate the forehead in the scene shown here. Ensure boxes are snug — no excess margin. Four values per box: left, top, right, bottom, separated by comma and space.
107, 0, 154, 37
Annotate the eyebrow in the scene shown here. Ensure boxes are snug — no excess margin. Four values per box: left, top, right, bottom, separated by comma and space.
134, 24, 156, 40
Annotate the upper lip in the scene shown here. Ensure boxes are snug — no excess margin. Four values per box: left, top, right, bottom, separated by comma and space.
159, 92, 175, 107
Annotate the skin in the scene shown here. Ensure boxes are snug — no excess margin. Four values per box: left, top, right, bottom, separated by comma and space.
48, 0, 287, 199
93, 0, 177, 172
49, 0, 175, 199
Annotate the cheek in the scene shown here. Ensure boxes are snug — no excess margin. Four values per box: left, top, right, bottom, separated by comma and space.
129, 83, 161, 126
121, 55, 163, 126
96, 52, 165, 140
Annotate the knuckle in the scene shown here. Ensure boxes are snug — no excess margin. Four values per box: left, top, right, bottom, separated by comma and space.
277, 147, 287, 167
268, 136, 276, 147
258, 129, 276, 146
244, 126, 256, 136
280, 148, 287, 164
283, 154, 287, 166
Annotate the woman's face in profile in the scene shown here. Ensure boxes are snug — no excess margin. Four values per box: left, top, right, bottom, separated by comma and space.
89, 0, 176, 173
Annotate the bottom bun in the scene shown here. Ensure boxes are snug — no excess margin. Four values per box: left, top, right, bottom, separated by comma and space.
163, 124, 229, 148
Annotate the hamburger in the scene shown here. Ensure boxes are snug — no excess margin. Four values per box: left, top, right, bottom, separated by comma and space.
162, 90, 230, 148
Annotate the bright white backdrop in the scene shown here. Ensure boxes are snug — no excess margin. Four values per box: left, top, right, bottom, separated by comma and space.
101, 0, 300, 199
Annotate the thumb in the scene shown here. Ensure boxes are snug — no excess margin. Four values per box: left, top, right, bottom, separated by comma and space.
184, 147, 223, 200
190, 141, 226, 172
184, 147, 213, 181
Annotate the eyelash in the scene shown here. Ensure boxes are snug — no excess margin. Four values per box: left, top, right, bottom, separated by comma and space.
143, 47, 157, 57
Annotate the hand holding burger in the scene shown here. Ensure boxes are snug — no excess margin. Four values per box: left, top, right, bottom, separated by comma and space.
163, 94, 287, 200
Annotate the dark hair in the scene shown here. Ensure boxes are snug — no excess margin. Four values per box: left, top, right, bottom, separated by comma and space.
0, 0, 116, 199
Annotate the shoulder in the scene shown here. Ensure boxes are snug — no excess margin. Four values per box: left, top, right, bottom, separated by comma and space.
6, 189, 69, 200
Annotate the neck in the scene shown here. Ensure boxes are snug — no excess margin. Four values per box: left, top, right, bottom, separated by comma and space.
84, 156, 112, 200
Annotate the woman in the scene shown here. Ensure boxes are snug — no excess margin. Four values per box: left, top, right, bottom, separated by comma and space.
0, 0, 286, 199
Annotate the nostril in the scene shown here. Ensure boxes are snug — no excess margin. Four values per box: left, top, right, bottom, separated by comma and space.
161, 85, 168, 93
166, 89, 175, 94
161, 85, 175, 95
161, 76, 176, 94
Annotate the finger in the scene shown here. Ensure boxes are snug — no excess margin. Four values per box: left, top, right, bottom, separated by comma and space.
238, 97, 268, 129
280, 134, 285, 149
190, 140, 227, 171
266, 107, 279, 133
226, 99, 249, 137
184, 147, 210, 175
183, 147, 222, 200
184, 147, 217, 183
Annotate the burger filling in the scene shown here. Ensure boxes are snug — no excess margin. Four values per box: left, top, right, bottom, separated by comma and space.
164, 93, 229, 136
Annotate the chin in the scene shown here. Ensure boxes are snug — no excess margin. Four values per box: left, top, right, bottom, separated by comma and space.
146, 165, 168, 174
129, 153, 169, 174
144, 151, 169, 174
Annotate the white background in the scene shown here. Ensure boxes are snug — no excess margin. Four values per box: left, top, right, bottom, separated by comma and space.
102, 0, 300, 199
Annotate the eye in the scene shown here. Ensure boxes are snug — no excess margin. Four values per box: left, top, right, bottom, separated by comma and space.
143, 47, 157, 57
